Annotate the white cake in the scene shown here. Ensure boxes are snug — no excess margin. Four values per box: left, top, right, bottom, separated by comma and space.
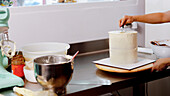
109, 31, 137, 65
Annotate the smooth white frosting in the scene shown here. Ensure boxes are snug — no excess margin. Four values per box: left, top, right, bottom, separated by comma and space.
109, 30, 137, 65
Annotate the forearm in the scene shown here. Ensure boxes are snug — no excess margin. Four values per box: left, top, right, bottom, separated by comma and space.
133, 12, 170, 24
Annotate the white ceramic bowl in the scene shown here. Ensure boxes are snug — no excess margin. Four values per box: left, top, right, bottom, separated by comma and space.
150, 40, 170, 58
23, 66, 37, 83
20, 42, 70, 61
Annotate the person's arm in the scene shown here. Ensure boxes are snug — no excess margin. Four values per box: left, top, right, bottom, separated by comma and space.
119, 11, 170, 27
151, 58, 170, 72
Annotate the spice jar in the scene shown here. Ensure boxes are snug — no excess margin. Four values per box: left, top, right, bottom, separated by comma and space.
11, 51, 25, 77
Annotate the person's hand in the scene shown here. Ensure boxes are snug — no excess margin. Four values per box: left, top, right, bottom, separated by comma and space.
151, 58, 170, 72
119, 15, 134, 27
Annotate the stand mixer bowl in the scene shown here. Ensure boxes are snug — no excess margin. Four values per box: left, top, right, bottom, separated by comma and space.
34, 55, 73, 96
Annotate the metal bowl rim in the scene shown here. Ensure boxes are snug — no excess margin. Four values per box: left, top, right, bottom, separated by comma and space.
33, 55, 73, 66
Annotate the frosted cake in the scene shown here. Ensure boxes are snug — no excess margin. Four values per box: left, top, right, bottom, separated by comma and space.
109, 31, 137, 65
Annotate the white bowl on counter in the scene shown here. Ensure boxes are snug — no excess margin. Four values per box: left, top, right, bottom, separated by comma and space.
20, 42, 70, 61
150, 39, 170, 58
23, 66, 37, 83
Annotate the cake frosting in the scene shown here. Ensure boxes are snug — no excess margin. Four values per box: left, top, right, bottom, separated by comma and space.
109, 30, 137, 65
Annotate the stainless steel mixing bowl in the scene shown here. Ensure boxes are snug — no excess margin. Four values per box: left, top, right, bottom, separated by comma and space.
34, 55, 73, 96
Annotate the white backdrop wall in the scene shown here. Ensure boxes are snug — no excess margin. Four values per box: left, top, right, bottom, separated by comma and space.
145, 0, 170, 47
8, 0, 145, 48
